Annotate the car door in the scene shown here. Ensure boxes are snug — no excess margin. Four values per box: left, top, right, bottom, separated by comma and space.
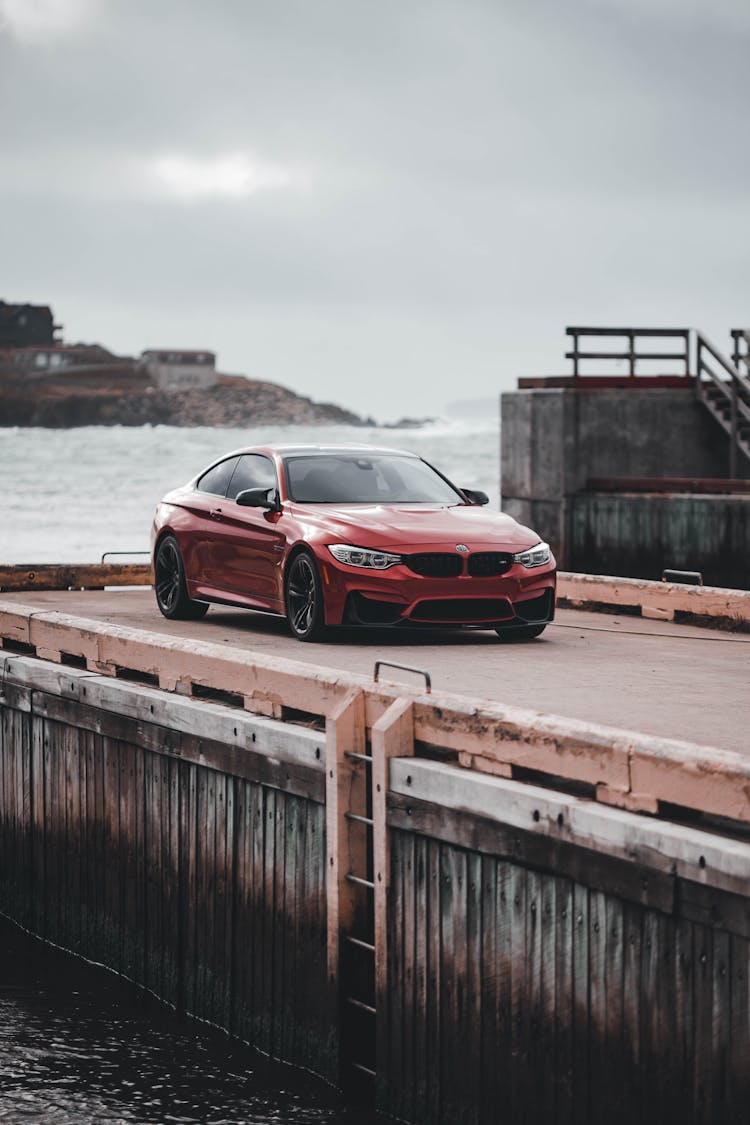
179, 456, 239, 593
211, 454, 286, 606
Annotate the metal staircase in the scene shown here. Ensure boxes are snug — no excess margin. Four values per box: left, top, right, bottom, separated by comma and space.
696, 331, 750, 477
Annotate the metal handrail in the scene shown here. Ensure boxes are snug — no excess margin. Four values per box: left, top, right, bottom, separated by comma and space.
566, 326, 691, 379
730, 329, 750, 378
696, 333, 750, 477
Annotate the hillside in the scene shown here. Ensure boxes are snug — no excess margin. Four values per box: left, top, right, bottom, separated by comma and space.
0, 368, 367, 427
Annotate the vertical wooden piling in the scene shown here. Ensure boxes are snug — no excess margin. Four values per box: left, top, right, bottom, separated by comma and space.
371, 698, 413, 1105
325, 687, 368, 1080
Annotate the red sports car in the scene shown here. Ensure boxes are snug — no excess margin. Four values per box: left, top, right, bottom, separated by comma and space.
151, 444, 556, 641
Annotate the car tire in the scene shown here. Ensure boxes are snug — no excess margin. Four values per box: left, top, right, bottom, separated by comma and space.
495, 623, 547, 641
285, 552, 327, 641
154, 535, 209, 620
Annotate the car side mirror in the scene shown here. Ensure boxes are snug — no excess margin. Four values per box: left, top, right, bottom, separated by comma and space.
236, 487, 280, 511
462, 488, 489, 506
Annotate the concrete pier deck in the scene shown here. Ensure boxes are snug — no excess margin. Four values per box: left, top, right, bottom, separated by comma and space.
1, 587, 747, 754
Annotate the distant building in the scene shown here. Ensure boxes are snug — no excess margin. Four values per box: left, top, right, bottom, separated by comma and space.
139, 349, 217, 390
0, 301, 61, 347
6, 343, 118, 375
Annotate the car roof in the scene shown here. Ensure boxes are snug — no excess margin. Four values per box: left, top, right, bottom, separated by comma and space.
208, 443, 419, 459
272, 443, 418, 456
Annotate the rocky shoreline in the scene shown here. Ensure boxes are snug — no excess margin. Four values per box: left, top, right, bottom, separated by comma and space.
0, 370, 370, 428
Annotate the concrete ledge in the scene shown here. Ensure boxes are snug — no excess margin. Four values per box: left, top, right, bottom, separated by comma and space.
1, 600, 749, 827
558, 571, 750, 628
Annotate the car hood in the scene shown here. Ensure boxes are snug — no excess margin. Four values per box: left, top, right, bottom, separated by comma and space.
291, 503, 542, 551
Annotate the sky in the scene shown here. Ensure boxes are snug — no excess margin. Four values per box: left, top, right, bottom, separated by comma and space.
1, 0, 748, 420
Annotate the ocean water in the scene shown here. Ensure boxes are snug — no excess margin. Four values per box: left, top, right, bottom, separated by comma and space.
0, 915, 380, 1125
0, 420, 499, 563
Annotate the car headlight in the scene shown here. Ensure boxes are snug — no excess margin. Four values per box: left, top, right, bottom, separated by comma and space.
514, 541, 551, 568
327, 544, 402, 570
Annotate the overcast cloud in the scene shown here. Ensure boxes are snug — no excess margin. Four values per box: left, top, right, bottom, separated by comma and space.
1, 0, 748, 418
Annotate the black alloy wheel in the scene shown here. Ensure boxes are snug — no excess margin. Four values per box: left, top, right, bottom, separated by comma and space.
285, 552, 326, 641
154, 535, 209, 620
495, 623, 547, 641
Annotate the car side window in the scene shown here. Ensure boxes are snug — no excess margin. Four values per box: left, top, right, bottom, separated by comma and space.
226, 454, 277, 500
197, 457, 239, 496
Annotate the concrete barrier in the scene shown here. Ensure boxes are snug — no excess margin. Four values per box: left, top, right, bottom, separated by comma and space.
558, 571, 750, 627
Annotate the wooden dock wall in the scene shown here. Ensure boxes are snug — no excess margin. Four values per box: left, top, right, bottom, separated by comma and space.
2, 646, 750, 1123
0, 655, 333, 1079
382, 760, 750, 1125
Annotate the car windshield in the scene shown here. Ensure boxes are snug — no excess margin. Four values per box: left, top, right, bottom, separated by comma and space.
283, 453, 466, 505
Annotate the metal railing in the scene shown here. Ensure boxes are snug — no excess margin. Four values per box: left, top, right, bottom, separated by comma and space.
566, 326, 691, 379
731, 329, 750, 378
695, 333, 750, 477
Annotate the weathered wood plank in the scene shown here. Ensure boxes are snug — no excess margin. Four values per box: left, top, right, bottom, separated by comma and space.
270, 785, 285, 1060
425, 836, 442, 1125
250, 780, 265, 1049
401, 831, 417, 1124
729, 935, 750, 1124
222, 773, 236, 1033
571, 882, 589, 1125
439, 843, 463, 1125
388, 794, 676, 918
102, 735, 121, 971
308, 799, 330, 1078
387, 831, 405, 1122
510, 862, 528, 1123
711, 929, 731, 1121
604, 896, 625, 1125
284, 794, 308, 1068
31, 715, 46, 935
29, 691, 324, 803
539, 874, 557, 1125
555, 876, 575, 1125
371, 695, 413, 1102
0, 563, 152, 592
325, 687, 367, 1079
231, 778, 250, 1040
465, 850, 482, 1125
525, 868, 543, 1123
390, 757, 750, 898
180, 760, 198, 1015
260, 785, 276, 1055
589, 890, 607, 1120
622, 900, 642, 1118
145, 748, 162, 996
413, 833, 429, 1124
672, 916, 695, 1123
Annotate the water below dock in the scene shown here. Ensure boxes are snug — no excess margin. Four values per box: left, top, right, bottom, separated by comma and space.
0, 915, 378, 1125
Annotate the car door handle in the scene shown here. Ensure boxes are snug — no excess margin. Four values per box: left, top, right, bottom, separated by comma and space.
209, 508, 224, 520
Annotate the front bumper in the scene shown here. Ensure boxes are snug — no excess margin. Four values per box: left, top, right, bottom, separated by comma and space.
315, 551, 557, 629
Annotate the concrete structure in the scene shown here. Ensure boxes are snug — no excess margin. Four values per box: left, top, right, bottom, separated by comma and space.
501, 387, 750, 575
140, 348, 217, 390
